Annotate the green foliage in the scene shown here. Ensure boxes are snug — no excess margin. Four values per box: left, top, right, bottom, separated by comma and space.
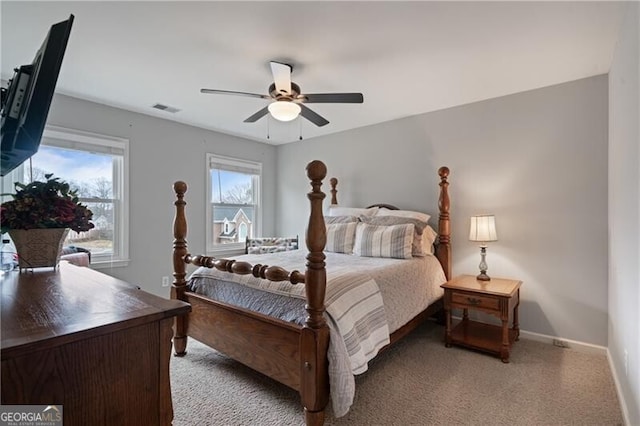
1, 174, 94, 234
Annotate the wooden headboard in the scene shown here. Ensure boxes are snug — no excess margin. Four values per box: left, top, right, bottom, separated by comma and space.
328, 167, 452, 280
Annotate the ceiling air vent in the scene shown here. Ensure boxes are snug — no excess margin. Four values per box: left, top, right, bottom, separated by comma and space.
152, 103, 181, 113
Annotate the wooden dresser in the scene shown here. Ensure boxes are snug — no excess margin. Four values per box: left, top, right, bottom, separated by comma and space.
1, 262, 190, 425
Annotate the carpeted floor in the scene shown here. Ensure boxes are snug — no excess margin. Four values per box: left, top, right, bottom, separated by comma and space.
170, 321, 624, 426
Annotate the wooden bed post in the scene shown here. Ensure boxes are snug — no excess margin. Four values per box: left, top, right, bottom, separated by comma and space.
171, 181, 189, 356
329, 177, 338, 205
435, 167, 452, 280
300, 160, 330, 426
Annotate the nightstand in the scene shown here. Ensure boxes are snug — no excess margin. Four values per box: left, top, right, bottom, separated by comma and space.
441, 274, 521, 363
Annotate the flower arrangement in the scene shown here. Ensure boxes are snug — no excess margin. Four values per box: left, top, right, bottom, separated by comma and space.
1, 174, 94, 234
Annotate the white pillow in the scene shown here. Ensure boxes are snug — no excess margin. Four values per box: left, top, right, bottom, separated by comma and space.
325, 222, 358, 254
353, 223, 414, 259
328, 205, 377, 217
422, 225, 438, 255
374, 208, 431, 223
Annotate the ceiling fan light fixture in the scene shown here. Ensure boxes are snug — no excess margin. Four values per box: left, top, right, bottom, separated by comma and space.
268, 101, 301, 122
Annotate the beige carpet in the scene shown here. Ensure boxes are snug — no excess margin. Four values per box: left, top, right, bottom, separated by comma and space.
170, 321, 624, 426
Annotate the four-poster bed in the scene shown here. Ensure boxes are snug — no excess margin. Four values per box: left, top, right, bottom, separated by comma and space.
170, 160, 451, 425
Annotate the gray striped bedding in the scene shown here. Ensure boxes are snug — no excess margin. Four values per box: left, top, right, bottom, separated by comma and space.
188, 250, 446, 417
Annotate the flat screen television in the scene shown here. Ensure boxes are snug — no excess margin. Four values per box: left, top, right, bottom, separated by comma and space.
0, 14, 74, 176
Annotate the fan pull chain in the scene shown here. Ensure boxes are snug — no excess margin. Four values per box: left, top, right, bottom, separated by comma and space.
266, 115, 270, 140
299, 116, 303, 140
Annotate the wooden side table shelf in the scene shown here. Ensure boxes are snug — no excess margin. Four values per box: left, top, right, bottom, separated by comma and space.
441, 274, 521, 363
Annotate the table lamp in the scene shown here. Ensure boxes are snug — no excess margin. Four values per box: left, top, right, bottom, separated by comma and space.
469, 215, 498, 281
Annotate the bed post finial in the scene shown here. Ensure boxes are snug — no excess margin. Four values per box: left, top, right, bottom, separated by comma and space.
436, 167, 452, 280
329, 177, 338, 205
172, 180, 189, 355
301, 160, 330, 425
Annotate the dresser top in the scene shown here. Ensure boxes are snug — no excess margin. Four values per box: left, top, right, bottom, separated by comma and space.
1, 262, 190, 358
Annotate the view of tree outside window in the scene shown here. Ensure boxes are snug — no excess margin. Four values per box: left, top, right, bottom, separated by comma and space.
212, 169, 253, 204
26, 145, 116, 255
207, 154, 261, 252
211, 168, 256, 244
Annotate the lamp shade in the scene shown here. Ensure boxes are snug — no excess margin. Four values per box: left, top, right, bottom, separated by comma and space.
469, 215, 498, 242
268, 101, 301, 122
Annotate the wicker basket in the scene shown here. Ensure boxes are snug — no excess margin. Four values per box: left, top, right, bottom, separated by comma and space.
8, 228, 69, 270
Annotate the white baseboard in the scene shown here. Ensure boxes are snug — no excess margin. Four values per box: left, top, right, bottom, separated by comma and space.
606, 349, 632, 426
518, 329, 607, 355
448, 317, 608, 355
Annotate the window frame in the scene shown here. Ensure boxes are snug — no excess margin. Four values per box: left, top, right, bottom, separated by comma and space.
38, 125, 130, 267
206, 153, 262, 255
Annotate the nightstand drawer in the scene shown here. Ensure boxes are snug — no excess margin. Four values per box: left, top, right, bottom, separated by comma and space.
451, 292, 499, 311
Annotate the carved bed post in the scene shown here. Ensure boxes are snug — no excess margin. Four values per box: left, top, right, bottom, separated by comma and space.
300, 160, 330, 426
435, 167, 452, 280
329, 177, 338, 205
171, 181, 189, 356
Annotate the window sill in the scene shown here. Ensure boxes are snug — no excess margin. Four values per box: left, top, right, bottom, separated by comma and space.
206, 248, 245, 258
90, 259, 130, 269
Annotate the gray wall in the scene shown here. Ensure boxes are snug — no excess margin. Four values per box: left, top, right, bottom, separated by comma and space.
42, 94, 278, 297
276, 75, 609, 347
608, 2, 639, 424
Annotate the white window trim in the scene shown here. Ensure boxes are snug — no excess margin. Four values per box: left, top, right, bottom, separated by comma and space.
42, 125, 130, 268
206, 153, 262, 255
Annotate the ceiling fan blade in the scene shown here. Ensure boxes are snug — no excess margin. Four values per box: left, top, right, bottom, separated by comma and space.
299, 104, 329, 127
200, 88, 270, 100
270, 61, 292, 95
243, 106, 269, 123
301, 93, 364, 103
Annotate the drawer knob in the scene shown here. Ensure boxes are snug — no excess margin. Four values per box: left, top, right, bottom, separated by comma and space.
467, 297, 481, 305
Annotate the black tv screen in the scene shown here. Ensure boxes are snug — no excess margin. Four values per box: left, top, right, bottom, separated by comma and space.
0, 14, 74, 176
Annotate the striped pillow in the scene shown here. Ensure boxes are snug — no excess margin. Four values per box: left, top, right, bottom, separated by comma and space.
354, 223, 415, 259
324, 215, 359, 224
325, 222, 358, 254
359, 215, 429, 256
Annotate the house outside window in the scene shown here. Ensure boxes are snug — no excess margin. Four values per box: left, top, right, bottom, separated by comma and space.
206, 154, 261, 254
2, 126, 129, 267
238, 222, 248, 242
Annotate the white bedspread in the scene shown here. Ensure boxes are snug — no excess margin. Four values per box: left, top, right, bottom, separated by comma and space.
189, 250, 445, 417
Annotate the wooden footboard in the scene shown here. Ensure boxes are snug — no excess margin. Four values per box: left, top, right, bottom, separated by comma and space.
170, 161, 451, 426
185, 292, 302, 389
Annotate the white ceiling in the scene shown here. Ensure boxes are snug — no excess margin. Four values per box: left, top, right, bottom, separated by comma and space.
1, 1, 628, 145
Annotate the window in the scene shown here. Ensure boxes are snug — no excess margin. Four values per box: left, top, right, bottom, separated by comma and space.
6, 126, 129, 266
206, 154, 261, 254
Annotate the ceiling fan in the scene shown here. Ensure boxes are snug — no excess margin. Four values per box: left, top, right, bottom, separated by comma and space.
200, 61, 364, 127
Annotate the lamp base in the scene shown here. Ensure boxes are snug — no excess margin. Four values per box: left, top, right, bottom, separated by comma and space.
476, 246, 491, 281
476, 271, 491, 281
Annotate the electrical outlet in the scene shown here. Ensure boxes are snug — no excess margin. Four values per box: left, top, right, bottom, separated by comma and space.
624, 350, 628, 376
553, 339, 569, 348
161, 276, 170, 287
